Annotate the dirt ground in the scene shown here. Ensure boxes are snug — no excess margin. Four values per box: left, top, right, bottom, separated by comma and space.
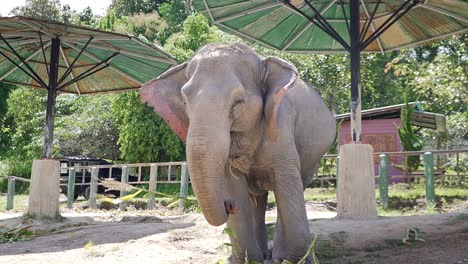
0, 202, 467, 264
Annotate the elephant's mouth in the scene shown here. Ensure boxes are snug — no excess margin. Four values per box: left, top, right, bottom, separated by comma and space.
224, 200, 239, 215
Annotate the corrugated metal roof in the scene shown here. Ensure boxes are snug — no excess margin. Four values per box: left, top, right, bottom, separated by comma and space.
195, 0, 468, 53
335, 102, 446, 131
0, 16, 176, 94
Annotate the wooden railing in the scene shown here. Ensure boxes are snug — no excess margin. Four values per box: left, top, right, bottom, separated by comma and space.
2, 149, 466, 211
62, 161, 189, 211
313, 149, 467, 187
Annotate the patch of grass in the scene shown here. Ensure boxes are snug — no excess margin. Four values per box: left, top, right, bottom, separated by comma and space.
0, 194, 29, 212
329, 231, 347, 246
304, 188, 336, 201
315, 239, 337, 261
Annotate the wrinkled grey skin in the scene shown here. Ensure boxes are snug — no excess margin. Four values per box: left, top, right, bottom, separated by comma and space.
140, 43, 335, 263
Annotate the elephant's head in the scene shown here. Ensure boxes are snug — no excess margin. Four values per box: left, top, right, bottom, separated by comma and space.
140, 43, 297, 226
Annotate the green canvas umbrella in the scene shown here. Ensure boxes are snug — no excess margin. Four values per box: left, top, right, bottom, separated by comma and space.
0, 16, 176, 158
194, 0, 468, 142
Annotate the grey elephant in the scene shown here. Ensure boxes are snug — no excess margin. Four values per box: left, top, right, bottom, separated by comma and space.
140, 43, 335, 263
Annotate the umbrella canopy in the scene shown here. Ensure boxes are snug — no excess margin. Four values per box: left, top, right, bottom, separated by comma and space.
0, 16, 176, 94
0, 16, 176, 158
194, 0, 467, 143
194, 0, 468, 53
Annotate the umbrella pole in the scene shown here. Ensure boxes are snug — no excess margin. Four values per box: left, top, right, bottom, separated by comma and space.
43, 38, 60, 159
29, 38, 62, 218
350, 0, 361, 143
336, 0, 377, 219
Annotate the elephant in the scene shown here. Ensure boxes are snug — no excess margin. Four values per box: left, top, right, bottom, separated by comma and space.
140, 43, 336, 263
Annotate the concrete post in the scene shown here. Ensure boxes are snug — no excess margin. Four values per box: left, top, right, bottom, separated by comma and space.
66, 168, 76, 209
147, 164, 158, 210
424, 152, 435, 206
379, 154, 389, 209
28, 159, 60, 217
179, 163, 189, 214
89, 167, 98, 209
6, 177, 15, 210
337, 144, 377, 219
119, 166, 129, 211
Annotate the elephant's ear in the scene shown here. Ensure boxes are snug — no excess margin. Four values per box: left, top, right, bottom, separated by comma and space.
140, 63, 189, 142
263, 57, 298, 141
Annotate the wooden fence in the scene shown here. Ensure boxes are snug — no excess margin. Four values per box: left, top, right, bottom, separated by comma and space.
64, 161, 189, 211
2, 149, 467, 211
312, 149, 467, 187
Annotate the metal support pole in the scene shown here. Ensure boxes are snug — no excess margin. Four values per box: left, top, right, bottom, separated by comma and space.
350, 0, 362, 143
424, 152, 435, 206
43, 37, 60, 158
179, 163, 189, 214
147, 164, 158, 210
379, 154, 389, 209
6, 177, 15, 210
66, 168, 76, 209
89, 167, 98, 209
120, 166, 129, 211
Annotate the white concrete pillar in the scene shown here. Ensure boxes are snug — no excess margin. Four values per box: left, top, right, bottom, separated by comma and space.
337, 144, 377, 219
28, 159, 60, 217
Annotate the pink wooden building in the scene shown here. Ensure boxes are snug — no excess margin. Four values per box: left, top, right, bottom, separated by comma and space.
335, 103, 446, 178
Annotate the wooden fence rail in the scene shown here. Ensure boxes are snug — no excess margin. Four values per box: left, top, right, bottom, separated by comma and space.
2, 149, 466, 210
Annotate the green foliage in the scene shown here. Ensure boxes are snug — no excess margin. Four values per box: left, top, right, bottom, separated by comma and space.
397, 100, 425, 172
0, 224, 34, 243
111, 91, 185, 162
111, 0, 160, 17
164, 13, 221, 62
57, 95, 120, 159
158, 0, 191, 43
10, 0, 61, 21
126, 12, 167, 43
402, 227, 425, 244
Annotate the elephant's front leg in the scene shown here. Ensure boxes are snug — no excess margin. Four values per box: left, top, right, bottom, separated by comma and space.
273, 164, 312, 263
250, 192, 269, 259
224, 174, 264, 263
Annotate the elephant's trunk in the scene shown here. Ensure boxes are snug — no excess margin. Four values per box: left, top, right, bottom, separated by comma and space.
187, 122, 230, 226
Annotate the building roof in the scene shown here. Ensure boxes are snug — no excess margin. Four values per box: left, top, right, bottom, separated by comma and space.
335, 103, 446, 131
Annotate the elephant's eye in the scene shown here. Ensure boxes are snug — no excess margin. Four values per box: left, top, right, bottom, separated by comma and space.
231, 98, 245, 118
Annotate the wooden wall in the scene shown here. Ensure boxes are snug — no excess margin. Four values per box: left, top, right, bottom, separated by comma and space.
338, 118, 404, 177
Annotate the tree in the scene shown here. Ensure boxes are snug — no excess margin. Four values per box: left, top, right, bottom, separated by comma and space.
111, 0, 160, 17
57, 95, 120, 160
111, 92, 185, 162
164, 13, 222, 62
10, 0, 61, 21
126, 12, 167, 43
158, 0, 191, 43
